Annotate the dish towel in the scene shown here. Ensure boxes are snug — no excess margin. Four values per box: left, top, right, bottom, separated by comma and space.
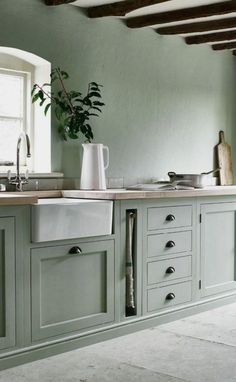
126, 211, 136, 316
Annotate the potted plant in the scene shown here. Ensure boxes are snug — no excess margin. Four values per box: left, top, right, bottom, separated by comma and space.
31, 67, 105, 142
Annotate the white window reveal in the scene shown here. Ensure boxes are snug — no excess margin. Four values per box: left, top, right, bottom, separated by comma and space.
0, 69, 29, 167
0, 48, 52, 175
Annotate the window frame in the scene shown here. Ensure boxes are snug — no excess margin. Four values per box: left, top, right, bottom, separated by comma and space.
0, 48, 52, 175
0, 67, 32, 169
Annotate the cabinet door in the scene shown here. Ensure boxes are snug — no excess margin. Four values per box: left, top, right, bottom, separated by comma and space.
0, 217, 15, 350
31, 240, 115, 341
201, 203, 236, 297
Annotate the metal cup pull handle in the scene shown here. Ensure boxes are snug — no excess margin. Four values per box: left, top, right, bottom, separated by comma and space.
166, 293, 175, 301
166, 240, 176, 248
68, 246, 82, 255
166, 214, 175, 222
166, 266, 175, 274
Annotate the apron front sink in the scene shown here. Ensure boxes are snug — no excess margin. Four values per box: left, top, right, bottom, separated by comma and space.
31, 198, 113, 242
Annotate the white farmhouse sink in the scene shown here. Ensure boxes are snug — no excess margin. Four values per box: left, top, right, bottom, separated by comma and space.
31, 198, 113, 242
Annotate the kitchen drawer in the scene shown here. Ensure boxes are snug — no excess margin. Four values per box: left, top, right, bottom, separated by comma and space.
147, 281, 192, 312
147, 231, 192, 258
147, 256, 192, 285
147, 205, 192, 231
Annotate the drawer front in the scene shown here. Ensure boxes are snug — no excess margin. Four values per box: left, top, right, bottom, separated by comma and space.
147, 231, 192, 258
147, 205, 192, 231
147, 281, 192, 312
147, 256, 192, 285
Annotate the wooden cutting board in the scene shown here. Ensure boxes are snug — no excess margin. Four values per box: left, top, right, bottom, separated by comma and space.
217, 130, 234, 185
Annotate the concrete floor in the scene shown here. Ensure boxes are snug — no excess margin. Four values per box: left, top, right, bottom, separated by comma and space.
1, 303, 236, 382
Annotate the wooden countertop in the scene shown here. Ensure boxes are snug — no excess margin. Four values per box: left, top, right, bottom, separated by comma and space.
2, 186, 236, 205
0, 190, 62, 205
63, 186, 236, 200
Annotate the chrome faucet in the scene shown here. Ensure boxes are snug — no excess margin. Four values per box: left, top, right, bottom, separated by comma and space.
8, 133, 31, 191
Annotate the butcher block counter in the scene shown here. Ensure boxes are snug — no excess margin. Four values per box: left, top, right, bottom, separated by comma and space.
2, 186, 236, 204
63, 185, 236, 200
0, 190, 61, 205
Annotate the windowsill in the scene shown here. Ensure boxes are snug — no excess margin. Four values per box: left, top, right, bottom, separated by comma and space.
0, 172, 64, 179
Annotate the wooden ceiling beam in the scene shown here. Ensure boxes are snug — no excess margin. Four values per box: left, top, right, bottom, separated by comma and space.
126, 1, 236, 29
157, 17, 236, 35
186, 30, 236, 44
212, 41, 236, 50
45, 0, 76, 5
87, 0, 171, 18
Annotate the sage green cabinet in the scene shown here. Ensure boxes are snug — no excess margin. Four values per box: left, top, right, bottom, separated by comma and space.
0, 217, 15, 350
143, 200, 194, 315
200, 202, 236, 297
31, 240, 115, 341
147, 281, 192, 312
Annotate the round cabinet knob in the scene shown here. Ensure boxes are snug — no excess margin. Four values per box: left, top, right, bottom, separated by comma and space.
166, 240, 176, 248
166, 214, 175, 222
166, 266, 175, 274
166, 293, 175, 301
68, 246, 82, 255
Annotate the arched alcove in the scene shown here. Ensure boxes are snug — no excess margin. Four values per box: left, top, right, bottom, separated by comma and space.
0, 47, 51, 173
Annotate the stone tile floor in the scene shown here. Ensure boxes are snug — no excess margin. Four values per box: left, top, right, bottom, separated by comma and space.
1, 303, 236, 381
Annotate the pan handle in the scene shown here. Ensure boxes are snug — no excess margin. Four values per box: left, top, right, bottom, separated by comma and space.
201, 168, 221, 175
168, 172, 176, 177
168, 172, 185, 180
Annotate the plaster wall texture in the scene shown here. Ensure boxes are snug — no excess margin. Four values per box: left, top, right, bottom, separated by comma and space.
0, 0, 236, 180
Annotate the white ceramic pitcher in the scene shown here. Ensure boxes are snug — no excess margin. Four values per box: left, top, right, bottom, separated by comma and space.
80, 143, 109, 190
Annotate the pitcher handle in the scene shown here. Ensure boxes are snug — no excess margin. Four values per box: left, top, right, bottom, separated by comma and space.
103, 146, 109, 170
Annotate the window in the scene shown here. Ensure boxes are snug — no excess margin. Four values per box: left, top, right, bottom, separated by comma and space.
0, 47, 51, 175
0, 69, 29, 166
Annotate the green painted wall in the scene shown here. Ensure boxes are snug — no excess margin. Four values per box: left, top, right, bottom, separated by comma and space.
0, 0, 236, 181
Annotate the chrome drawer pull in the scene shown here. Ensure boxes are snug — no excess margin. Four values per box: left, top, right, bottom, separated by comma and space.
166, 293, 175, 301
166, 240, 176, 248
166, 214, 175, 222
68, 246, 82, 255
166, 266, 175, 274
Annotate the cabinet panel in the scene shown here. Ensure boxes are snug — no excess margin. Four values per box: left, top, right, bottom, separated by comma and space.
31, 240, 115, 341
147, 281, 192, 313
147, 205, 192, 231
147, 231, 192, 258
0, 217, 15, 350
147, 256, 192, 285
201, 203, 236, 296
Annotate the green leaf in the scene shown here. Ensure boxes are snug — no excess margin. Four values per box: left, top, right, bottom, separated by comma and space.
44, 103, 51, 116
83, 97, 92, 107
40, 98, 46, 107
69, 91, 82, 98
32, 93, 40, 103
87, 91, 101, 98
91, 106, 102, 113
31, 85, 37, 96
38, 90, 44, 101
61, 70, 69, 79
93, 101, 105, 106
89, 82, 102, 88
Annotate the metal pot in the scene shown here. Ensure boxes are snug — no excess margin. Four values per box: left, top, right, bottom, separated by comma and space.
168, 169, 220, 188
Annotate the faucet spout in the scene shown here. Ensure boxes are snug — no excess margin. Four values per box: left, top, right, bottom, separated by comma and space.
9, 132, 31, 191
16, 133, 31, 179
